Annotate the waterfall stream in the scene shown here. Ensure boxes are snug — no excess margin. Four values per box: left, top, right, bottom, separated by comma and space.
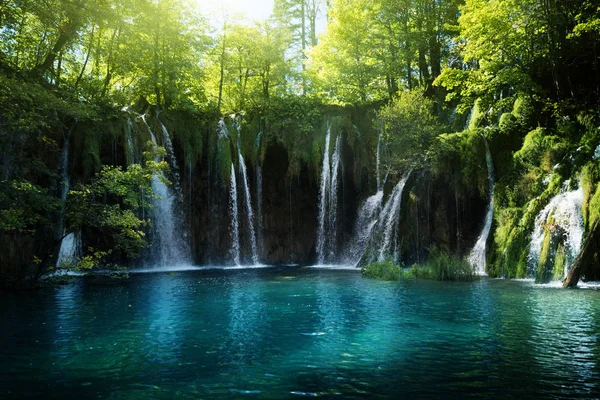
316, 126, 342, 264
142, 115, 191, 267
353, 171, 412, 266
376, 172, 412, 262
56, 232, 81, 267
528, 182, 584, 279
468, 136, 495, 275
344, 191, 384, 265
238, 148, 259, 265
229, 162, 241, 266
56, 123, 80, 267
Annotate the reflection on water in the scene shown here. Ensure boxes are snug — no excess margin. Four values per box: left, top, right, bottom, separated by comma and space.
1, 267, 600, 399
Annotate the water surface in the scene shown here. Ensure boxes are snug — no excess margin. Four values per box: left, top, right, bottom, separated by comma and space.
2, 267, 600, 398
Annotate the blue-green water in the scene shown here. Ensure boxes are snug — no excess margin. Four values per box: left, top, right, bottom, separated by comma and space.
2, 266, 600, 399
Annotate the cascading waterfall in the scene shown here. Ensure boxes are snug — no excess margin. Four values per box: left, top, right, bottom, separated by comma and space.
220, 117, 260, 265
141, 115, 191, 267
316, 126, 332, 264
56, 232, 81, 267
354, 171, 411, 266
56, 123, 80, 267
467, 135, 495, 275
316, 125, 342, 264
376, 172, 412, 262
344, 191, 384, 265
237, 147, 259, 265
327, 135, 342, 260
528, 182, 584, 279
229, 162, 241, 266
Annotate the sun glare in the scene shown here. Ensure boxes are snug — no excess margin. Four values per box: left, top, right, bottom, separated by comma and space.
197, 0, 275, 23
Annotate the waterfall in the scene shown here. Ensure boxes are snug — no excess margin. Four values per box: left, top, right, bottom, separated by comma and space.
528, 183, 584, 279
376, 172, 412, 262
354, 171, 411, 266
141, 115, 191, 267
125, 118, 136, 164
56, 123, 79, 268
56, 232, 81, 267
238, 148, 259, 265
328, 135, 342, 260
467, 136, 495, 275
229, 163, 241, 266
344, 191, 384, 265
159, 121, 185, 201
316, 126, 332, 264
316, 126, 342, 264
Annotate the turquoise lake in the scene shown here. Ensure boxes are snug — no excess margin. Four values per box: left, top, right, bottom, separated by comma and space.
2, 266, 600, 399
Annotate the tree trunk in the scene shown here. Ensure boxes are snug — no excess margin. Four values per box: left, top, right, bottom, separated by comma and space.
31, 16, 80, 79
75, 24, 95, 89
102, 26, 120, 97
563, 220, 600, 287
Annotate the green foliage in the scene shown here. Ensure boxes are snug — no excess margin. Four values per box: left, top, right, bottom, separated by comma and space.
65, 147, 167, 266
0, 180, 60, 232
362, 250, 475, 282
581, 162, 600, 230
263, 96, 324, 178
361, 261, 403, 281
429, 130, 488, 197
380, 90, 441, 170
426, 247, 475, 281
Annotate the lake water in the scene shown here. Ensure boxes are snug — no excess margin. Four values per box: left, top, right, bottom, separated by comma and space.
2, 266, 600, 398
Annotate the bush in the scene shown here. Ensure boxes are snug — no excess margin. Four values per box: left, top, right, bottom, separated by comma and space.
361, 261, 403, 281
427, 248, 475, 281
405, 264, 435, 280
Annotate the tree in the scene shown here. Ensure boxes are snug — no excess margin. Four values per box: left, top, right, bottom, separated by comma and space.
380, 89, 440, 169
64, 144, 168, 269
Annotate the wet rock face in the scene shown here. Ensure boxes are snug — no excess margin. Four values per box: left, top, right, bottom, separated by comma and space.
188, 143, 319, 266
185, 140, 487, 266
260, 144, 318, 265
396, 174, 488, 266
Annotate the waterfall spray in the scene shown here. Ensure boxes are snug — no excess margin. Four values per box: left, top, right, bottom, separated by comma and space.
528, 182, 584, 280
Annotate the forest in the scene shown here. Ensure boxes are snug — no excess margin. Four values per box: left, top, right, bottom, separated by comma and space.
3, 1, 600, 398
1, 0, 600, 286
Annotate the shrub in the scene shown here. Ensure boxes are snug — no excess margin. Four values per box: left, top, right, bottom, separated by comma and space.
361, 261, 402, 281
427, 247, 475, 281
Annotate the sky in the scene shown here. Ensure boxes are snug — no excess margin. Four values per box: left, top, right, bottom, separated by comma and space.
196, 0, 326, 35
197, 0, 276, 24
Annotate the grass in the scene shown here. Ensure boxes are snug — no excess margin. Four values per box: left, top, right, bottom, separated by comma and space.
361, 249, 476, 282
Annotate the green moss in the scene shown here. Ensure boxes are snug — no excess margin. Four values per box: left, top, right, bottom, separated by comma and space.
468, 98, 485, 131
553, 243, 567, 281
536, 225, 555, 283
512, 96, 534, 127
217, 135, 233, 184
499, 112, 518, 133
